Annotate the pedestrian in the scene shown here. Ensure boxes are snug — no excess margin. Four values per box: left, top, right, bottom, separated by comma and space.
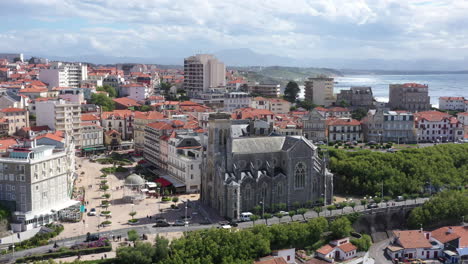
104, 254, 107, 259
112, 235, 115, 241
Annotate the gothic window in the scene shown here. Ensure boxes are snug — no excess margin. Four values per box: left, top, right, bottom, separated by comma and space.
294, 162, 306, 189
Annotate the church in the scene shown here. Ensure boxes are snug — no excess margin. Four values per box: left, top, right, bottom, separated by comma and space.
201, 113, 334, 220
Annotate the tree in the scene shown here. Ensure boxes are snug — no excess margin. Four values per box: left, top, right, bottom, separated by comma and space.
330, 217, 353, 239
283, 81, 300, 103
360, 199, 368, 206
339, 202, 348, 214
288, 210, 296, 221
263, 213, 272, 225
172, 197, 179, 205
102, 193, 111, 199
296, 99, 317, 111
275, 213, 283, 223
117, 241, 155, 264
292, 201, 301, 209
139, 105, 152, 112
253, 205, 262, 216
351, 234, 372, 251
90, 93, 115, 111
100, 184, 109, 191
250, 214, 260, 226
97, 84, 117, 98
313, 206, 323, 217
129, 211, 137, 220
154, 235, 169, 261
338, 100, 349, 107
127, 229, 139, 244
349, 202, 356, 212
351, 108, 367, 120
297, 208, 307, 221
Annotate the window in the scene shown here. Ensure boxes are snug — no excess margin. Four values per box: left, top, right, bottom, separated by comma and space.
294, 162, 306, 189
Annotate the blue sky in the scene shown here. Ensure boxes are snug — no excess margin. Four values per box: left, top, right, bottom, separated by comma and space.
0, 0, 467, 60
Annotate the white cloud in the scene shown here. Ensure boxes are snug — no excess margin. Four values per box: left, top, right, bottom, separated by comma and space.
1, 0, 468, 60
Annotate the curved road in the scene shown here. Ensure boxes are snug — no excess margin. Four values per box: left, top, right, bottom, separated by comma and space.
0, 198, 428, 263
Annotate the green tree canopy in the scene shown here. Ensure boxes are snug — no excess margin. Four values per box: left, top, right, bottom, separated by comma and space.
97, 84, 117, 98
91, 93, 115, 111
283, 81, 300, 103
330, 217, 353, 239
296, 99, 318, 111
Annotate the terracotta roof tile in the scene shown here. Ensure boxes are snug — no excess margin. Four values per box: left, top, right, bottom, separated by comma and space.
0, 107, 26, 113
393, 230, 432, 249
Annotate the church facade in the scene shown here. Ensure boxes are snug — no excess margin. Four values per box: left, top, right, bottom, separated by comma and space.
201, 113, 333, 220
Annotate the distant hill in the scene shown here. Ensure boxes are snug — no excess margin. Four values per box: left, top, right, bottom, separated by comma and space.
233, 66, 342, 87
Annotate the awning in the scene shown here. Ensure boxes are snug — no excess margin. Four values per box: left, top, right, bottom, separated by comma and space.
148, 190, 156, 194
155, 178, 172, 187
146, 182, 157, 188
141, 188, 149, 192
161, 175, 185, 188
83, 146, 106, 151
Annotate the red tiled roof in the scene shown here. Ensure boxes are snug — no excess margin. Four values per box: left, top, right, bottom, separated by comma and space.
316, 244, 334, 255
113, 97, 141, 107
0, 138, 18, 151
338, 243, 357, 253
105, 129, 121, 136
431, 226, 468, 247
328, 106, 350, 112
414, 111, 451, 122
36, 133, 64, 142
19, 87, 48, 93
440, 96, 465, 101
81, 114, 100, 121
101, 110, 133, 119
147, 121, 174, 130
401, 83, 428, 88
255, 257, 288, 264
0, 107, 26, 113
327, 118, 361, 126
134, 111, 165, 120
393, 230, 432, 249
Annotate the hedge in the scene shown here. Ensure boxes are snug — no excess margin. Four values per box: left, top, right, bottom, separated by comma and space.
15, 245, 112, 263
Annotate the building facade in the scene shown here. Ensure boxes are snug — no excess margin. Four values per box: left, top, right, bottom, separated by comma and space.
133, 111, 165, 153
248, 83, 280, 98
39, 62, 88, 88
336, 86, 374, 110
0, 108, 29, 135
201, 113, 333, 220
184, 54, 226, 98
388, 83, 431, 111
438, 97, 466, 111
304, 76, 336, 106
168, 134, 202, 193
302, 109, 328, 142
0, 138, 77, 231
363, 110, 417, 143
414, 111, 463, 143
327, 118, 362, 142
224, 92, 251, 112
119, 83, 150, 101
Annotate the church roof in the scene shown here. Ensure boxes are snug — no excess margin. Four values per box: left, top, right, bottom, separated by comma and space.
232, 136, 314, 154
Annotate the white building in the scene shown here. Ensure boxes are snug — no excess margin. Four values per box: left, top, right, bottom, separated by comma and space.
0, 138, 77, 231
35, 99, 82, 147
39, 62, 88, 88
0, 53, 23, 63
184, 54, 226, 98
167, 133, 202, 193
120, 83, 150, 101
250, 97, 271, 110
224, 92, 251, 112
269, 98, 291, 114
80, 122, 104, 150
414, 111, 463, 142
439, 97, 466, 111
58, 88, 85, 104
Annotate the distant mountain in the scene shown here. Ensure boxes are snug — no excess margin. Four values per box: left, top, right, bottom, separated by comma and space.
24, 48, 468, 71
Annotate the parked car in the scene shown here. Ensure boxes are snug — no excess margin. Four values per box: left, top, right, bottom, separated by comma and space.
154, 219, 170, 227
85, 233, 100, 242
367, 203, 379, 209
278, 211, 289, 216
396, 196, 404, 201
87, 208, 96, 216
229, 219, 238, 227
239, 212, 253, 222
173, 219, 188, 226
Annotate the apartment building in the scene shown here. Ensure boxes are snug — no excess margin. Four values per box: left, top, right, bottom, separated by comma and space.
100, 110, 134, 141
80, 122, 104, 151
388, 83, 431, 111
336, 86, 374, 110
250, 97, 270, 110
167, 134, 202, 193
35, 99, 82, 147
133, 111, 165, 153
248, 83, 280, 98
363, 110, 417, 143
224, 92, 251, 112
0, 53, 23, 62
269, 98, 291, 114
119, 83, 150, 101
0, 107, 29, 135
304, 76, 336, 106
302, 108, 328, 142
184, 54, 226, 98
414, 111, 463, 142
438, 96, 466, 111
327, 118, 362, 142
0, 138, 77, 231
58, 88, 85, 104
39, 62, 88, 88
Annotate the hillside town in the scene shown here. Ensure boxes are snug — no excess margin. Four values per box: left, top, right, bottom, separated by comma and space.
0, 52, 467, 264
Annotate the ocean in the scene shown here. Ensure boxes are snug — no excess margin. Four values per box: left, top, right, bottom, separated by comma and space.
299, 74, 468, 107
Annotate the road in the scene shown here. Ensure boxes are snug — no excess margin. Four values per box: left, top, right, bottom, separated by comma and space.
0, 198, 428, 263
369, 238, 393, 264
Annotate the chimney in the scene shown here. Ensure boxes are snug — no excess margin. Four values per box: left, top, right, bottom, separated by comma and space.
447, 227, 453, 234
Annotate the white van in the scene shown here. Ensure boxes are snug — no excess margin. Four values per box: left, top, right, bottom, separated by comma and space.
239, 212, 253, 222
